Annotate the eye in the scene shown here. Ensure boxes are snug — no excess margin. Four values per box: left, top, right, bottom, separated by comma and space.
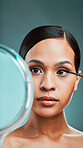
30, 67, 43, 74
56, 69, 68, 76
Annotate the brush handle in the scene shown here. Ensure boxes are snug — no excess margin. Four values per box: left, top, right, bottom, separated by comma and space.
62, 69, 83, 77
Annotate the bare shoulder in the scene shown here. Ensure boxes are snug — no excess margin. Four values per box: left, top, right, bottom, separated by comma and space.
3, 134, 15, 148
65, 125, 83, 143
3, 127, 26, 148
62, 126, 83, 148
68, 125, 83, 135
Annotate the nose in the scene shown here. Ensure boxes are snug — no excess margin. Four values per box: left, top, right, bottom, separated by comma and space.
40, 72, 56, 91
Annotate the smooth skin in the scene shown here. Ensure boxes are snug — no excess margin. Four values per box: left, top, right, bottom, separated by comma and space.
3, 39, 83, 148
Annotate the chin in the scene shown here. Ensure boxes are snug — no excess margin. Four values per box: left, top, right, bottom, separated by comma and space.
33, 108, 63, 118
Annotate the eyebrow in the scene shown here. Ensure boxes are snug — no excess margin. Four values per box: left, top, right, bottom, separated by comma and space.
28, 59, 72, 67
28, 59, 44, 65
55, 61, 72, 67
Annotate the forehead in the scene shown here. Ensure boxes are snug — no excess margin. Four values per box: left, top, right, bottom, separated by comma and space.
25, 38, 75, 65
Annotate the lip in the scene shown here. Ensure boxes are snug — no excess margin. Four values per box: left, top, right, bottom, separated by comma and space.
37, 96, 59, 106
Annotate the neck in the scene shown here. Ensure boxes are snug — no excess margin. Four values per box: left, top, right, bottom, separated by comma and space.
24, 111, 69, 138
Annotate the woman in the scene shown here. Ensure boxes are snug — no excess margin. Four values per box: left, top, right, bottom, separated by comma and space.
3, 26, 83, 147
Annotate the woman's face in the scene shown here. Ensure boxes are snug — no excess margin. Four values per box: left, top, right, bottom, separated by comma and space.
25, 38, 80, 117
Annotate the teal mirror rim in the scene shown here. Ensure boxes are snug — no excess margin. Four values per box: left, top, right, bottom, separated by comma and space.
0, 44, 33, 134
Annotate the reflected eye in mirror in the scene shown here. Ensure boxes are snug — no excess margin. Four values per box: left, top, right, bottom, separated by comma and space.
0, 44, 33, 147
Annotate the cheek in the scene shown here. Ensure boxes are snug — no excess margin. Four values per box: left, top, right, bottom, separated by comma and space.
59, 78, 76, 106
32, 77, 40, 97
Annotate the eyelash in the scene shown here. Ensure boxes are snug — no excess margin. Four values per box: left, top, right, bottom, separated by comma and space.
29, 66, 69, 76
30, 67, 43, 74
55, 69, 68, 76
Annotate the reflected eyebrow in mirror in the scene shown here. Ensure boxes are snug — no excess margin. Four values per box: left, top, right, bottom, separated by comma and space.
61, 69, 83, 77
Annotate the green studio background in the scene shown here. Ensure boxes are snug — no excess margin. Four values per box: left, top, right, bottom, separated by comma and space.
0, 0, 83, 131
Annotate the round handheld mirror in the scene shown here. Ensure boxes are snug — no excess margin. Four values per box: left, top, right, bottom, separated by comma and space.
0, 44, 33, 147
